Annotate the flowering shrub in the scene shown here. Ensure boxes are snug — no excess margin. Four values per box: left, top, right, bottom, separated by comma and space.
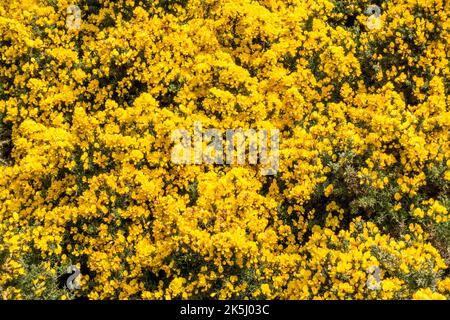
0, 0, 449, 300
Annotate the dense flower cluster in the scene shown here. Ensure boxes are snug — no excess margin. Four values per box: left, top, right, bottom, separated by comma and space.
0, 0, 449, 299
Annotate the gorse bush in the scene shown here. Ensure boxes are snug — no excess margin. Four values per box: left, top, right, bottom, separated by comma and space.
0, 0, 449, 299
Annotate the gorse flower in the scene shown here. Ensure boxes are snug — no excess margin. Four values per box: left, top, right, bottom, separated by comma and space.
0, 0, 449, 300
